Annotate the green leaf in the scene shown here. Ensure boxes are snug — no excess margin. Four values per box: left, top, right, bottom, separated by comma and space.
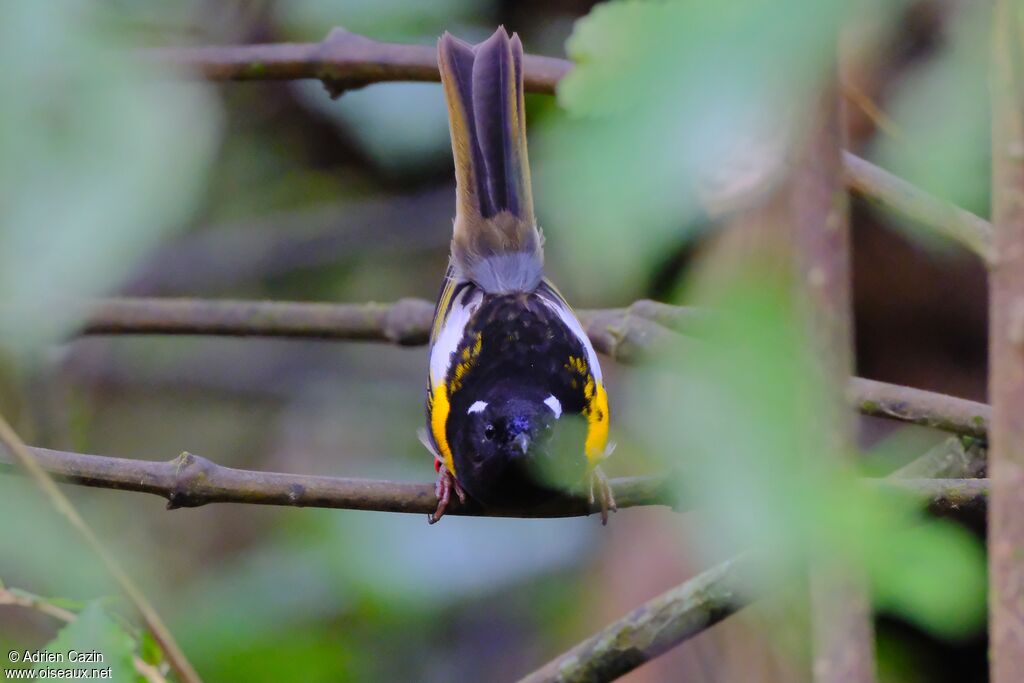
0, 0, 221, 359
138, 630, 163, 667
534, 0, 861, 299
39, 602, 136, 683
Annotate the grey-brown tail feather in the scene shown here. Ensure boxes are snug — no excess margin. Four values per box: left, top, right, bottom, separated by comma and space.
439, 27, 534, 224
472, 30, 525, 218
437, 35, 491, 216
439, 27, 541, 294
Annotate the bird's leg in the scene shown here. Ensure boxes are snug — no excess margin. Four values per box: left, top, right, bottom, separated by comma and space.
430, 463, 467, 524
588, 465, 617, 525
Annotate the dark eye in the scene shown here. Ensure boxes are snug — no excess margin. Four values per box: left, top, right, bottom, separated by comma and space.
483, 424, 496, 441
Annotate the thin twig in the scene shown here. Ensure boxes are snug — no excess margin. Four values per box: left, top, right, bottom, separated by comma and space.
142, 30, 990, 260
0, 584, 168, 683
0, 585, 77, 623
0, 415, 201, 683
843, 151, 993, 262
0, 447, 986, 516
841, 82, 903, 140
848, 377, 990, 439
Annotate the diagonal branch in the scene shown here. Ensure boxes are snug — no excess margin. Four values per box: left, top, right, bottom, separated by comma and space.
516, 554, 759, 683
0, 415, 201, 683
514, 437, 986, 682
0, 583, 168, 683
843, 151, 993, 262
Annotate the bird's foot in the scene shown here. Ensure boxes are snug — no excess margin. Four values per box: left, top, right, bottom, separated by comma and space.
430, 466, 467, 524
588, 466, 617, 526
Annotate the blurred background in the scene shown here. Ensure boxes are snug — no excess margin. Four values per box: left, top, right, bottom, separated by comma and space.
0, 0, 994, 681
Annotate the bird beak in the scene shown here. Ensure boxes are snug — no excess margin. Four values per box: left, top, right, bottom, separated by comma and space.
513, 432, 530, 455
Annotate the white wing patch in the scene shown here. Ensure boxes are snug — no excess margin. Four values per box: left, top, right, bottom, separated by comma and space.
468, 400, 488, 414
537, 285, 603, 382
429, 285, 482, 387
543, 395, 562, 418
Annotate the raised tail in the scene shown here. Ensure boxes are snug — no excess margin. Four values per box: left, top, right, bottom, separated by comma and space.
438, 27, 543, 294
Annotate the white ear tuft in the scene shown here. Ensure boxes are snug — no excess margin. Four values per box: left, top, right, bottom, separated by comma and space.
543, 395, 562, 418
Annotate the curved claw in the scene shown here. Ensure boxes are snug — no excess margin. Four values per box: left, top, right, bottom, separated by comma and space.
429, 466, 467, 524
588, 466, 618, 526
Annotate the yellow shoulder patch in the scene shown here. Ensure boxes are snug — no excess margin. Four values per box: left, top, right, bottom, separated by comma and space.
430, 382, 455, 475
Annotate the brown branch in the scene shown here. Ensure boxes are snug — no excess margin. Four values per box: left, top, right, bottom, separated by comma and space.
0, 446, 985, 517
515, 436, 986, 683
144, 31, 990, 261
987, 1, 1024, 679
843, 151, 993, 262
71, 296, 700, 363
517, 554, 759, 683
63, 297, 992, 438
848, 377, 990, 439
0, 415, 201, 683
146, 28, 569, 96
0, 447, 678, 518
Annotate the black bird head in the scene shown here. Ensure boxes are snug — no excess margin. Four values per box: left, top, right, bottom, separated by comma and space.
451, 382, 588, 506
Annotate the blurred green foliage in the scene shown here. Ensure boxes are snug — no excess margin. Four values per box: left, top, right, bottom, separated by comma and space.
871, 2, 991, 222
37, 603, 137, 682
277, 0, 486, 43
535, 0, 855, 300
631, 272, 984, 637
0, 0, 220, 357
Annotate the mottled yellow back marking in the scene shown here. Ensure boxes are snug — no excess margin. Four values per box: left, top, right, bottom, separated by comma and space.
565, 356, 588, 376
564, 355, 609, 462
584, 381, 610, 462
451, 332, 482, 391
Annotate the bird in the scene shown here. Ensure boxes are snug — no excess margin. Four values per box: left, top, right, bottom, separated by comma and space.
420, 26, 616, 524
